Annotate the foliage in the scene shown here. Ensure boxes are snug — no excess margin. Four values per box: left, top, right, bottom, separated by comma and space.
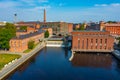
80, 23, 85, 30
24, 42, 39, 53
0, 23, 16, 49
28, 40, 35, 49
20, 26, 27, 31
0, 54, 21, 70
44, 30, 49, 38
107, 21, 117, 23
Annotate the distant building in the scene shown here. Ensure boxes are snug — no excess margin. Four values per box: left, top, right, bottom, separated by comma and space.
105, 23, 120, 37
40, 22, 73, 35
71, 31, 114, 53
0, 21, 6, 26
9, 31, 44, 52
100, 21, 120, 37
15, 21, 40, 30
16, 21, 73, 35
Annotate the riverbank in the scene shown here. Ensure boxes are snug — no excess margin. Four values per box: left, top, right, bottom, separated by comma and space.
0, 54, 21, 70
0, 42, 45, 80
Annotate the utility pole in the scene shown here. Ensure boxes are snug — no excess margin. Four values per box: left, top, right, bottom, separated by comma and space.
14, 13, 17, 24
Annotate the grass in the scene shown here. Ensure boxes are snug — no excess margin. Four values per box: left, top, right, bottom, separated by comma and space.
23, 43, 40, 53
0, 54, 21, 70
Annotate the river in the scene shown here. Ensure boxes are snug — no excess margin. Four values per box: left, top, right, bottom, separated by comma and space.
6, 47, 120, 80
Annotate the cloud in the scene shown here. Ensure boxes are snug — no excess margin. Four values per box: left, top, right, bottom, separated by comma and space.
111, 3, 120, 7
0, 1, 19, 8
94, 4, 108, 7
32, 5, 51, 10
25, 5, 51, 12
94, 3, 120, 7
59, 3, 65, 7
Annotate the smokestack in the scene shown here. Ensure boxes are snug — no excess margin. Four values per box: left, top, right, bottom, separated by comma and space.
44, 9, 46, 23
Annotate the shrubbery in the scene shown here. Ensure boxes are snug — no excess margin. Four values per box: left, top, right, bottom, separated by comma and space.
28, 40, 35, 49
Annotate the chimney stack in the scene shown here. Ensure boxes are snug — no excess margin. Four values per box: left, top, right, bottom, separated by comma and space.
44, 9, 46, 23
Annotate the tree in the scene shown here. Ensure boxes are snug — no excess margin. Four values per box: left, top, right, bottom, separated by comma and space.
80, 23, 85, 30
0, 23, 16, 49
107, 21, 117, 23
20, 26, 27, 31
28, 40, 35, 49
44, 30, 49, 38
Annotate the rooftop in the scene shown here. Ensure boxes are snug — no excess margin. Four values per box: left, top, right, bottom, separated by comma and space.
12, 30, 44, 40
72, 30, 106, 32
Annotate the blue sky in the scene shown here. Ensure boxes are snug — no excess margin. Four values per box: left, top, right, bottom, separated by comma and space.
0, 0, 120, 23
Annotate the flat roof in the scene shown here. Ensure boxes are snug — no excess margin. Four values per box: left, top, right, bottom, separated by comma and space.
12, 30, 44, 40
72, 30, 106, 32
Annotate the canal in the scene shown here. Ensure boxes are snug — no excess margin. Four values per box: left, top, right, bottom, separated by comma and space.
7, 47, 120, 80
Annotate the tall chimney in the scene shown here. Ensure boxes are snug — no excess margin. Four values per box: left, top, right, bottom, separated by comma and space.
44, 9, 46, 23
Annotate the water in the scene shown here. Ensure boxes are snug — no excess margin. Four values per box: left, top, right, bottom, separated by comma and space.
7, 47, 120, 80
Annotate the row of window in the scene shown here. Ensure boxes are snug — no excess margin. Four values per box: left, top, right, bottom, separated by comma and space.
75, 38, 108, 50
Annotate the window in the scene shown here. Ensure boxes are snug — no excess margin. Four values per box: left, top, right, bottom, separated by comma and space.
96, 39, 98, 43
100, 46, 102, 49
86, 39, 88, 49
100, 39, 102, 43
105, 39, 107, 43
82, 39, 84, 49
91, 39, 93, 43
78, 38, 80, 49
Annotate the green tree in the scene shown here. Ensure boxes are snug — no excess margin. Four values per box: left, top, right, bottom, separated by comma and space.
79, 23, 85, 30
28, 40, 35, 49
44, 30, 49, 38
20, 26, 27, 31
0, 23, 16, 49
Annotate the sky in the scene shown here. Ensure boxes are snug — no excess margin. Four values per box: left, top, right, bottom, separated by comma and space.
0, 0, 120, 23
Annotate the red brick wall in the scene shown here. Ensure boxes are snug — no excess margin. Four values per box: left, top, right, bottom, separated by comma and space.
72, 31, 114, 52
68, 23, 73, 33
105, 26, 120, 36
9, 32, 44, 52
27, 27, 36, 33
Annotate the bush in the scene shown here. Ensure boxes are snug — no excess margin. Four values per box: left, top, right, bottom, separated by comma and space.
44, 30, 49, 38
28, 40, 35, 49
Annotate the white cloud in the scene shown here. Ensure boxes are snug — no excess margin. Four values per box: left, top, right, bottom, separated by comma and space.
94, 3, 120, 7
27, 5, 51, 11
111, 3, 120, 7
34, 5, 51, 10
95, 4, 108, 7
0, 1, 19, 8
59, 3, 65, 7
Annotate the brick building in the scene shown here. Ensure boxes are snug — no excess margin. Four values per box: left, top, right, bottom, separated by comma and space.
105, 23, 120, 37
40, 22, 73, 35
100, 21, 120, 37
9, 31, 44, 52
71, 31, 114, 52
15, 21, 40, 30
16, 21, 73, 35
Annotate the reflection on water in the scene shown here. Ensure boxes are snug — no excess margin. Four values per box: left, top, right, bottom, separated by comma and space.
71, 53, 112, 68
